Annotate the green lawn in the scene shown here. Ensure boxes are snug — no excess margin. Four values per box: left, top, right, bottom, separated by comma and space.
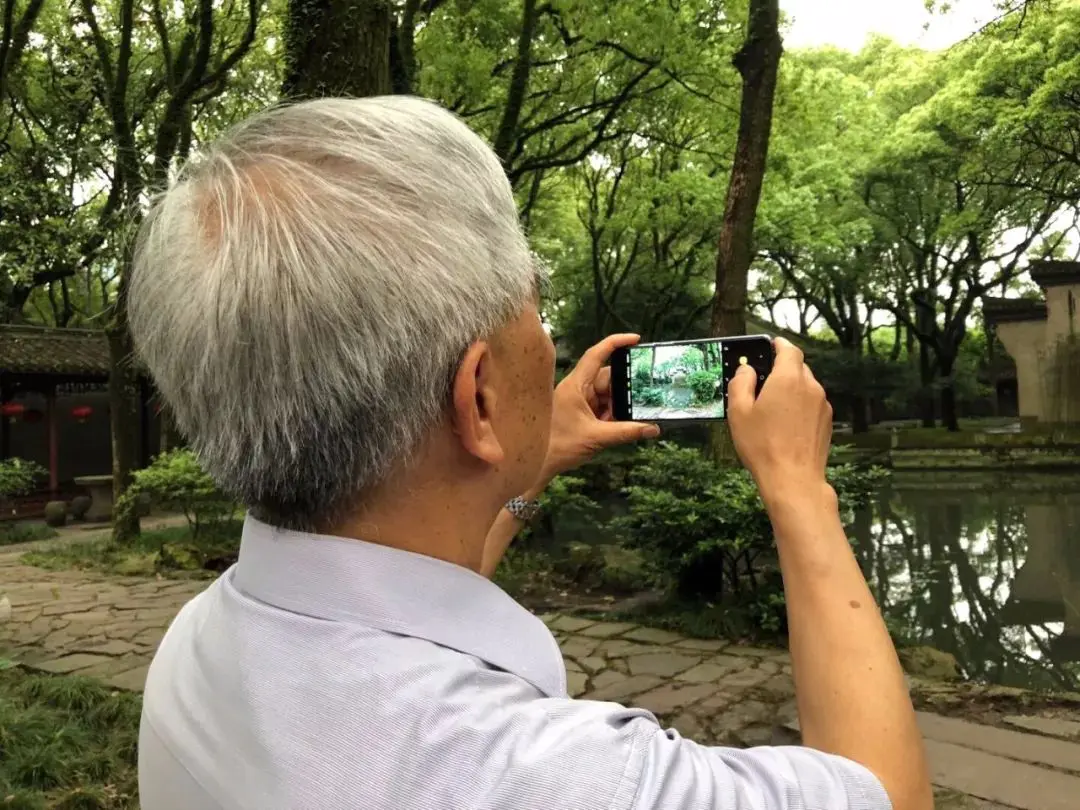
0, 664, 140, 809
23, 525, 238, 579
0, 523, 58, 548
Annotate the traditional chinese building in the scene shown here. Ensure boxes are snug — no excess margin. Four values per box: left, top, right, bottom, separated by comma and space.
984, 260, 1080, 425
0, 325, 161, 509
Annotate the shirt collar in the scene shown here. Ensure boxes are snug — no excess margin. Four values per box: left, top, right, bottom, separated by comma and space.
231, 515, 567, 698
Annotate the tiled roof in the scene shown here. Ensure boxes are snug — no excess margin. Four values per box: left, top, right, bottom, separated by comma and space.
1030, 260, 1080, 288
983, 297, 1048, 324
0, 325, 110, 376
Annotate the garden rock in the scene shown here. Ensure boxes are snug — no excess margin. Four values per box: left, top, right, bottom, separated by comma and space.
899, 646, 962, 682
69, 495, 91, 520
44, 501, 68, 527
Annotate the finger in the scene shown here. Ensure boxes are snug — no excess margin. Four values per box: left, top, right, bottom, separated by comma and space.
727, 363, 757, 425
593, 366, 611, 396
801, 364, 828, 404
572, 333, 640, 382
590, 420, 660, 449
772, 336, 804, 375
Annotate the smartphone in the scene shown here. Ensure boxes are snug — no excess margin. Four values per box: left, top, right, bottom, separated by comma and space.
611, 335, 774, 422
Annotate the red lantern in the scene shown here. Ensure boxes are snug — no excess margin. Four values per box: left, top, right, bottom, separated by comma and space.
22, 409, 44, 424
1, 402, 25, 420
71, 405, 93, 423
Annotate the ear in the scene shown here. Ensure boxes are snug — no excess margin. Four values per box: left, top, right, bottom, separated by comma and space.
450, 340, 506, 466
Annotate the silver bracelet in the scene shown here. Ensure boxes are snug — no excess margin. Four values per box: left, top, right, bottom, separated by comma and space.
505, 496, 542, 523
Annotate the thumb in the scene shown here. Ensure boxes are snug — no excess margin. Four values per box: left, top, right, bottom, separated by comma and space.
592, 420, 661, 450
727, 364, 757, 424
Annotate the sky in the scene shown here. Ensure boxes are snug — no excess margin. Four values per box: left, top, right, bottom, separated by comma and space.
780, 0, 1002, 52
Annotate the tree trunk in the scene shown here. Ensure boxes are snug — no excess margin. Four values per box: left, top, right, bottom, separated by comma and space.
939, 354, 960, 432
851, 393, 870, 434
913, 293, 936, 428
108, 318, 141, 543
710, 0, 783, 340
918, 342, 936, 428
492, 0, 539, 165
708, 0, 782, 464
281, 0, 393, 99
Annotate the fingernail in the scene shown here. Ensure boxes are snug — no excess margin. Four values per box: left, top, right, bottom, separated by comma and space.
644, 424, 661, 439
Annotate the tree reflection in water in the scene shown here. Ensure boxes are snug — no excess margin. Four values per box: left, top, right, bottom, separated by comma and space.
849, 475, 1080, 692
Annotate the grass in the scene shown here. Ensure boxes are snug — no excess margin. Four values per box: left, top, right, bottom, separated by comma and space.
23, 524, 240, 578
0, 664, 141, 809
0, 523, 59, 548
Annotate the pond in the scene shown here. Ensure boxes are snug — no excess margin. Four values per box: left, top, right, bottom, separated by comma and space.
850, 472, 1080, 693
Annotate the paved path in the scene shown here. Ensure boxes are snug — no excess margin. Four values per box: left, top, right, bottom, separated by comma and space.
3, 553, 1080, 808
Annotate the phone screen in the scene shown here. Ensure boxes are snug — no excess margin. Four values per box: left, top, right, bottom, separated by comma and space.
612, 335, 772, 422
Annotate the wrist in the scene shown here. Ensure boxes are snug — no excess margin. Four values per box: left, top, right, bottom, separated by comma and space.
759, 478, 839, 526
522, 476, 552, 502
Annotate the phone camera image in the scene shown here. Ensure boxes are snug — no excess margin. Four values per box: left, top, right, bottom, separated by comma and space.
628, 342, 725, 421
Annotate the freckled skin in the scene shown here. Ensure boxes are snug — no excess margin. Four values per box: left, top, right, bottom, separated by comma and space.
488, 303, 557, 497
850, 600, 861, 609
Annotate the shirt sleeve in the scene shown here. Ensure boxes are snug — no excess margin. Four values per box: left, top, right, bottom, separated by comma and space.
629, 719, 893, 810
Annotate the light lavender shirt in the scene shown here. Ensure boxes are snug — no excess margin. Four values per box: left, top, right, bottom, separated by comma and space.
138, 516, 891, 810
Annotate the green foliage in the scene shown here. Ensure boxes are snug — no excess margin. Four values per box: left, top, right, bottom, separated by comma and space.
125, 451, 238, 538
0, 459, 46, 500
0, 667, 140, 808
23, 524, 241, 578
687, 370, 720, 405
616, 443, 775, 601
0, 459, 49, 545
615, 443, 889, 633
519, 474, 601, 549
0, 523, 59, 548
636, 388, 665, 407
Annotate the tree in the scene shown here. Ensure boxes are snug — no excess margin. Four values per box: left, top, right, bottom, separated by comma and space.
1, 9, 120, 326
75, 0, 261, 541
281, 0, 392, 98
707, 0, 781, 462
0, 0, 45, 103
710, 0, 782, 340
862, 36, 1072, 430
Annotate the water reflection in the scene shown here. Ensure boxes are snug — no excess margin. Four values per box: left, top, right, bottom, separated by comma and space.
850, 476, 1080, 691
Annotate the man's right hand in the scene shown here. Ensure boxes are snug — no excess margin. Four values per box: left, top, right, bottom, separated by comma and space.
725, 336, 933, 810
726, 337, 833, 505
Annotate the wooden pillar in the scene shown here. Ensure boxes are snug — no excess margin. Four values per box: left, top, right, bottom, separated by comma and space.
0, 375, 9, 460
46, 383, 59, 493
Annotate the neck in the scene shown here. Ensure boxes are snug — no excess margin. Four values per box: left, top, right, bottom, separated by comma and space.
328, 465, 503, 573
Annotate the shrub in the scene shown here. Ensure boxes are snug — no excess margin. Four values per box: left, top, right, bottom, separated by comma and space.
126, 450, 238, 537
0, 458, 46, 502
616, 443, 773, 602
0, 459, 47, 543
687, 370, 720, 405
615, 443, 888, 634
636, 387, 665, 407
519, 475, 600, 548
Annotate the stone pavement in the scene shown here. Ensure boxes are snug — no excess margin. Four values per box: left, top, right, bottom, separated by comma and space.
2, 552, 1080, 809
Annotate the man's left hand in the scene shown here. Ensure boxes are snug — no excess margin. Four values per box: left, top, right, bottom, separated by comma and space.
538, 334, 660, 483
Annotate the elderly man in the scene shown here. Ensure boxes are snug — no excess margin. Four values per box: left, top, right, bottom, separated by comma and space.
130, 97, 931, 810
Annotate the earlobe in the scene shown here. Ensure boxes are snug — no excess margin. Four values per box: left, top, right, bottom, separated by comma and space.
450, 341, 505, 466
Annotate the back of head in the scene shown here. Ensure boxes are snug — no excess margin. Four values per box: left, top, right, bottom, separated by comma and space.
129, 96, 537, 531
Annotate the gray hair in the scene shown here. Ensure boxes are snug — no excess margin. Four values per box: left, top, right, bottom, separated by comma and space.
129, 96, 540, 530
